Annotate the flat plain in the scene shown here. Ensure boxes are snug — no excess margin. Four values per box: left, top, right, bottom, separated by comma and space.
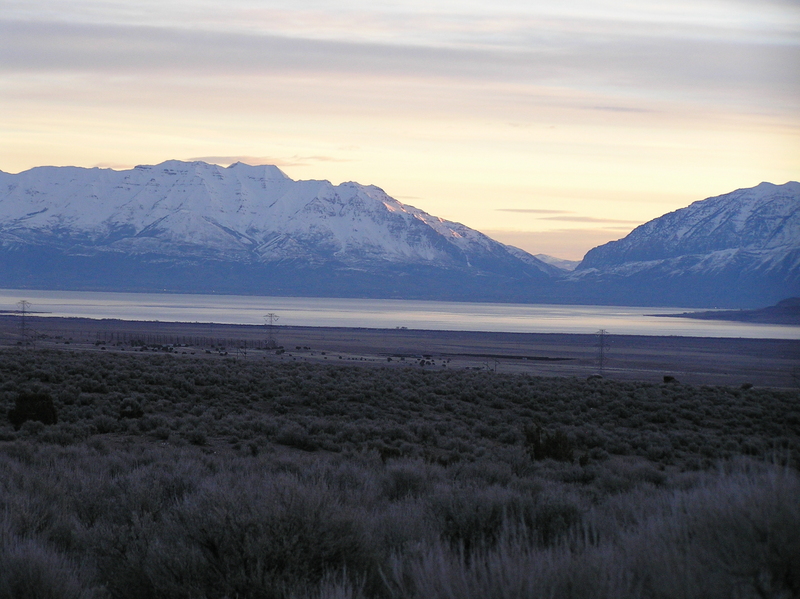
1, 313, 798, 598
2, 314, 798, 388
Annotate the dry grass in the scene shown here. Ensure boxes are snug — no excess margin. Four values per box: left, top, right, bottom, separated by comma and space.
0, 348, 798, 598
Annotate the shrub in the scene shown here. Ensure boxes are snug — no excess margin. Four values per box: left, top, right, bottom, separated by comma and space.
7, 391, 58, 430
97, 476, 378, 599
391, 464, 800, 599
532, 495, 582, 546
429, 484, 555, 552
91, 415, 118, 434
277, 424, 319, 452
184, 430, 207, 446
382, 462, 432, 500
118, 398, 144, 419
523, 425, 574, 462
0, 535, 91, 599
19, 420, 46, 437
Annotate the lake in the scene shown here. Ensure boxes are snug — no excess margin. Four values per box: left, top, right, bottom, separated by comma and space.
1, 288, 798, 340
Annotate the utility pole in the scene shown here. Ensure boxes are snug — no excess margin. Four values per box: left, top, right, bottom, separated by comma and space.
264, 313, 279, 349
17, 300, 31, 348
596, 329, 608, 373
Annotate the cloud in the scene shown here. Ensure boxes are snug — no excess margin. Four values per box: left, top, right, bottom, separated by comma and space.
1, 17, 797, 113
0, 19, 508, 80
496, 208, 572, 214
590, 105, 653, 114
495, 209, 644, 224
540, 215, 644, 224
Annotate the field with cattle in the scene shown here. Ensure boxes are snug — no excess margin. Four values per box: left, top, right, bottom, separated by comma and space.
1, 347, 798, 598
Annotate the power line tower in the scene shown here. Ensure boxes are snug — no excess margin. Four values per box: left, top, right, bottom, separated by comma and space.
264, 313, 279, 349
596, 329, 609, 373
17, 300, 31, 349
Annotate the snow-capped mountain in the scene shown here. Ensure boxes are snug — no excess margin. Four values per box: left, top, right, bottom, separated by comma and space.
533, 254, 580, 272
568, 182, 800, 307
1, 162, 795, 307
0, 160, 557, 299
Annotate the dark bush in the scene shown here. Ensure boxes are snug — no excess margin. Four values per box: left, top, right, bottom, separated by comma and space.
184, 430, 207, 446
0, 537, 89, 599
118, 398, 144, 419
98, 481, 378, 599
91, 415, 118, 434
7, 391, 58, 430
533, 496, 583, 545
276, 424, 318, 451
433, 486, 530, 552
523, 425, 574, 462
382, 462, 431, 500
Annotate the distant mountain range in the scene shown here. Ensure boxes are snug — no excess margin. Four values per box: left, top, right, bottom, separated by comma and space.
0, 161, 797, 308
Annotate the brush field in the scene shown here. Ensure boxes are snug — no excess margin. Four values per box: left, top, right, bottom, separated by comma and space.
1, 348, 798, 598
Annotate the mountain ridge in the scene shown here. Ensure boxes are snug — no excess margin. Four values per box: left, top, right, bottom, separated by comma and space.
564, 181, 800, 307
1, 161, 797, 308
0, 160, 558, 273
578, 181, 800, 268
0, 160, 558, 301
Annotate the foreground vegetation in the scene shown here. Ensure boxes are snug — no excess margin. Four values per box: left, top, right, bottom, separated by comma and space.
1, 349, 798, 598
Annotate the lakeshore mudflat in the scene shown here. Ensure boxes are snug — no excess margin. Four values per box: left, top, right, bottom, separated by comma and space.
2, 314, 797, 388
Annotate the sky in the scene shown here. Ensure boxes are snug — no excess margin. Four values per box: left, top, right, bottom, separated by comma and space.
1, 0, 798, 259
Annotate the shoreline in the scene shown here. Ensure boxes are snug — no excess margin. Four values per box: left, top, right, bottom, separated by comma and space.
652, 311, 800, 326
1, 314, 798, 389
650, 297, 800, 326
3, 288, 800, 341
1, 311, 799, 339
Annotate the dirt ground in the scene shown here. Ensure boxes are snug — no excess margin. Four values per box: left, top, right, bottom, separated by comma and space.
2, 314, 798, 388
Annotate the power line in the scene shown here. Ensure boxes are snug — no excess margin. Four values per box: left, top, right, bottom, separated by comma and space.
264, 312, 279, 348
596, 329, 608, 372
17, 300, 31, 348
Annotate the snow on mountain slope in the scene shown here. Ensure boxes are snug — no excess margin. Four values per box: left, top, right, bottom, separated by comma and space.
3, 163, 794, 307
577, 182, 800, 271
533, 254, 580, 271
567, 182, 800, 307
0, 160, 556, 276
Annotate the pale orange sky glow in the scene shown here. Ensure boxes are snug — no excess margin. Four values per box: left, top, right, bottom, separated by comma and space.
1, 0, 798, 260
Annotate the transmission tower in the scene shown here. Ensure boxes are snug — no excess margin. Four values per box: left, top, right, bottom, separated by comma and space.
264, 313, 279, 349
596, 329, 608, 372
17, 300, 31, 348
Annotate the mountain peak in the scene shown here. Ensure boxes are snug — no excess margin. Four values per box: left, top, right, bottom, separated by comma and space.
571, 181, 800, 307
0, 160, 554, 291
225, 161, 291, 180
1, 168, 795, 306
580, 180, 800, 268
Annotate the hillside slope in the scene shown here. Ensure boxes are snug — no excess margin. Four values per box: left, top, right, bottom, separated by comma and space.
0, 161, 557, 299
565, 182, 800, 307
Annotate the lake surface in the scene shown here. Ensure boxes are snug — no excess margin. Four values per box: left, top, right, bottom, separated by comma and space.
1, 288, 798, 340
